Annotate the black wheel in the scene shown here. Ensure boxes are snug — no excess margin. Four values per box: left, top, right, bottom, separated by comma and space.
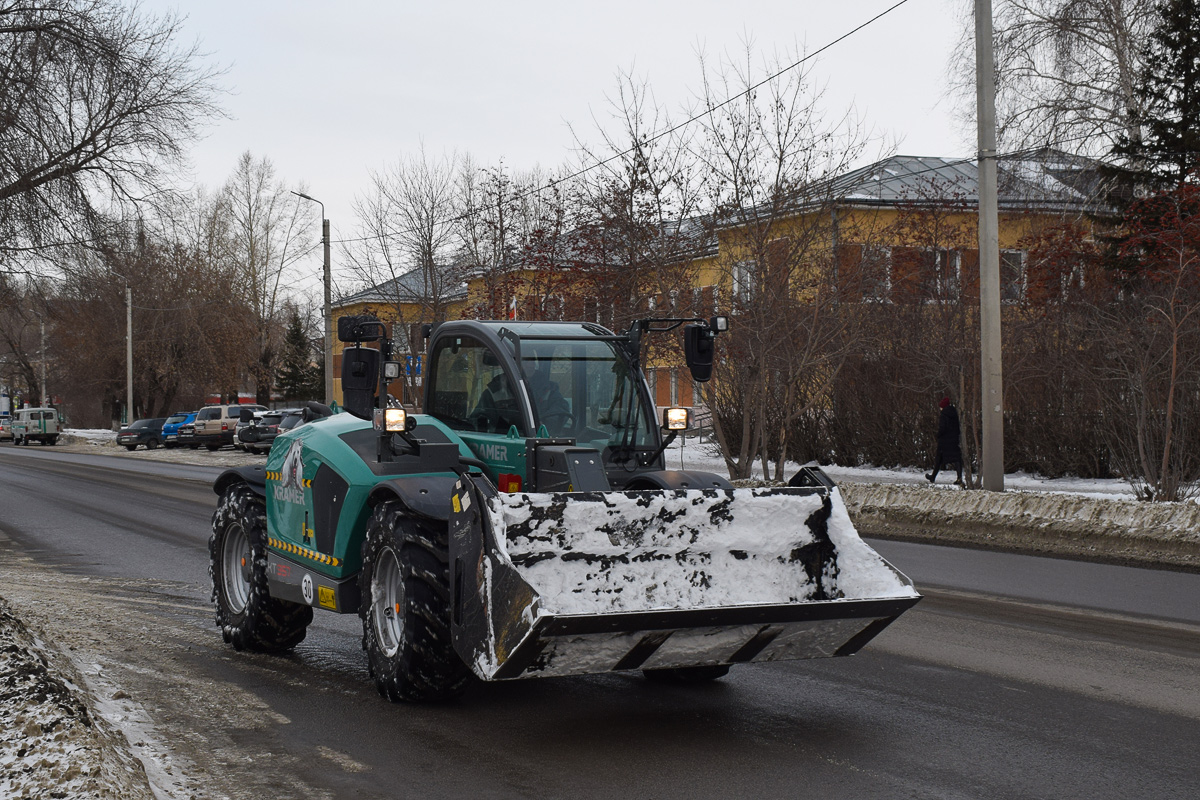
210, 484, 312, 652
45, 436, 57, 446
206, 443, 221, 451
643, 665, 731, 683
359, 501, 471, 703
146, 438, 158, 450
125, 444, 137, 451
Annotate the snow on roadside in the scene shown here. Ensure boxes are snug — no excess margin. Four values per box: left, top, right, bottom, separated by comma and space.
667, 436, 1140, 499
57, 429, 263, 468
0, 597, 155, 800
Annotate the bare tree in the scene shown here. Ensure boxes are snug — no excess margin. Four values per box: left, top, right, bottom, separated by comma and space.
950, 0, 1155, 156
0, 0, 223, 271
456, 159, 572, 319
224, 152, 309, 403
346, 147, 464, 403
692, 44, 874, 480
0, 273, 48, 403
569, 69, 706, 336
1087, 185, 1200, 500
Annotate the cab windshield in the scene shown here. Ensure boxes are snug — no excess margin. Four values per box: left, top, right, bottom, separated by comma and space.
518, 338, 655, 450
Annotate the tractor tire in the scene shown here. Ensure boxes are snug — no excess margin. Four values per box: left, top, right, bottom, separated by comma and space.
210, 484, 312, 652
643, 665, 731, 684
359, 501, 472, 703
146, 438, 158, 450
125, 444, 137, 451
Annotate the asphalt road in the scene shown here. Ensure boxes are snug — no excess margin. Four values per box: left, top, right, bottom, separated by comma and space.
1, 444, 1198, 799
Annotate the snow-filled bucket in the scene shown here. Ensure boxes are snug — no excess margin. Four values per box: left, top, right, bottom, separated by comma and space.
447, 477, 920, 681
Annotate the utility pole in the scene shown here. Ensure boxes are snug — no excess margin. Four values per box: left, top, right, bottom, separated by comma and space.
322, 217, 333, 406
976, 0, 1004, 491
126, 285, 133, 422
292, 191, 333, 406
40, 319, 46, 407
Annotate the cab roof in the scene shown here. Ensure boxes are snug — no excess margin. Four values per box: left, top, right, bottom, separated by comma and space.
454, 320, 615, 338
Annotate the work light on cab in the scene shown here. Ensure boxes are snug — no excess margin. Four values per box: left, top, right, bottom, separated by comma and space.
662, 407, 689, 431
372, 407, 410, 433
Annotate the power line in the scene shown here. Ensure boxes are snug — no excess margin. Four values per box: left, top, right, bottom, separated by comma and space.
329, 1, 914, 247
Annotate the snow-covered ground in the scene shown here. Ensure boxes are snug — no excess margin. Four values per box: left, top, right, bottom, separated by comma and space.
665, 436, 1139, 500
0, 598, 154, 799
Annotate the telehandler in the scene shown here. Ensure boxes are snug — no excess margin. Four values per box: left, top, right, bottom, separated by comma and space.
210, 315, 919, 701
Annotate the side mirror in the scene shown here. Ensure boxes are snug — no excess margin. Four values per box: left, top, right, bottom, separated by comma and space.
341, 345, 380, 420
683, 324, 715, 383
239, 408, 255, 423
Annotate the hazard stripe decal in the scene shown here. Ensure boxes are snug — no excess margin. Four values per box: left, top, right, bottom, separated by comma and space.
265, 471, 312, 487
268, 537, 340, 567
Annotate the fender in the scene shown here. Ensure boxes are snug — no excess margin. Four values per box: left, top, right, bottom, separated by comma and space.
622, 469, 733, 491
367, 474, 462, 522
213, 465, 268, 498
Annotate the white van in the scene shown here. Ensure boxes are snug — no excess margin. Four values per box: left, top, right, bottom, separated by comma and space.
12, 407, 61, 446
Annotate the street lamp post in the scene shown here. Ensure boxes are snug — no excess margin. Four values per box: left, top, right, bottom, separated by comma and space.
109, 269, 133, 424
292, 191, 333, 406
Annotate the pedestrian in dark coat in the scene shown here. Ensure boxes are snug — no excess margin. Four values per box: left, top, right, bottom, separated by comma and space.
926, 396, 963, 485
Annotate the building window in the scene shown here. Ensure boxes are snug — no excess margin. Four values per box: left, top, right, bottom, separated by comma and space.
1001, 250, 1025, 303
733, 261, 756, 307
919, 248, 960, 303
862, 245, 891, 302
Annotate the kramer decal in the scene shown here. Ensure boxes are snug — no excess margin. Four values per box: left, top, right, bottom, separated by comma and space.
474, 442, 508, 462
273, 439, 306, 505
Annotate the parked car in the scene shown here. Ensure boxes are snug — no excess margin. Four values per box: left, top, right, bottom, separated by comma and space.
12, 407, 61, 445
0, 417, 11, 441
192, 403, 266, 451
238, 408, 306, 454
116, 417, 169, 450
177, 421, 198, 448
161, 411, 197, 448
232, 409, 267, 452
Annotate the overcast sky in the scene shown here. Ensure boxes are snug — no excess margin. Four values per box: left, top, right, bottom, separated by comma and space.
143, 0, 970, 294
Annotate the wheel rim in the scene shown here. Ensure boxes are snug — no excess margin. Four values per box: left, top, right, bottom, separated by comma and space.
221, 522, 252, 614
372, 546, 405, 658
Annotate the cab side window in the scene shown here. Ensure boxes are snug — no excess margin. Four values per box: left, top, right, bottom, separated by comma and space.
428, 336, 523, 435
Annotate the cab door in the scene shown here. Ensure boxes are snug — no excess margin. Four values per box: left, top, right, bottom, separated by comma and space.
425, 334, 529, 490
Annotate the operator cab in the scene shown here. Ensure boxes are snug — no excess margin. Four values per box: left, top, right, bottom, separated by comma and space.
424, 321, 684, 491
337, 314, 725, 493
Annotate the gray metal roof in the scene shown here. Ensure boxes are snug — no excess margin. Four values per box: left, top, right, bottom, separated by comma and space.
830, 149, 1108, 212
336, 264, 469, 309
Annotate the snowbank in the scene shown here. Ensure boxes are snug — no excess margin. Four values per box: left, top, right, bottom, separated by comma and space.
0, 597, 154, 800
842, 483, 1200, 569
